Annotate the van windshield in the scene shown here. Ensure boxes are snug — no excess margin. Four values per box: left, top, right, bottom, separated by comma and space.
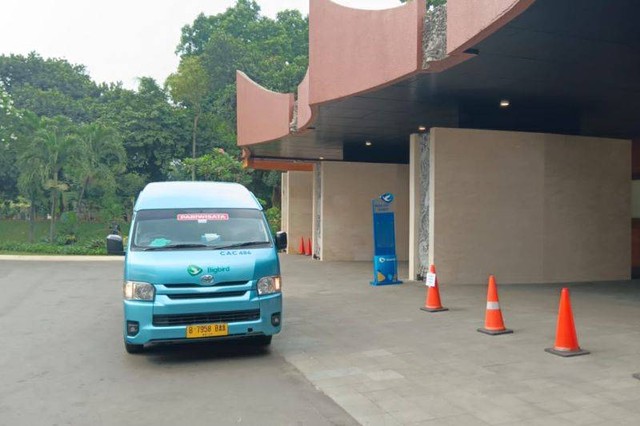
131, 208, 271, 251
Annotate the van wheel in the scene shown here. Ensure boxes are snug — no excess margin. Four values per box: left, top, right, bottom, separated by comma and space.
254, 335, 272, 346
125, 342, 144, 354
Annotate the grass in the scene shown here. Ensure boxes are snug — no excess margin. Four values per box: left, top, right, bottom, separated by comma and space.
0, 220, 128, 255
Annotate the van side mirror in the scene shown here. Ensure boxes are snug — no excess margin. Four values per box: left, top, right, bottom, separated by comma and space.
106, 234, 125, 256
275, 232, 287, 251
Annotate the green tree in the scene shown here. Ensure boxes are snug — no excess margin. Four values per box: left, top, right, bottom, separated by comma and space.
176, 1, 309, 206
70, 123, 126, 217
176, 1, 262, 57
166, 57, 209, 181
14, 112, 42, 241
96, 78, 189, 182
170, 149, 252, 185
0, 53, 99, 122
0, 80, 16, 138
117, 172, 146, 221
2, 2, 314, 222
0, 80, 21, 200
18, 116, 75, 242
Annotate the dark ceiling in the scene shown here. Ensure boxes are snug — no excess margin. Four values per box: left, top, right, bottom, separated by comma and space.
251, 0, 640, 164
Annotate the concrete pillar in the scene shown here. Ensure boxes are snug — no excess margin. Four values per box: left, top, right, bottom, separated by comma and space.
409, 133, 430, 280
281, 172, 289, 236
281, 171, 313, 254
409, 135, 419, 279
312, 163, 323, 259
318, 161, 409, 262
409, 135, 419, 280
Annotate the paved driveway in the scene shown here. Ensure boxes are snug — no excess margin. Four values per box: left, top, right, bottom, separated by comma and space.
0, 257, 356, 426
2, 254, 640, 426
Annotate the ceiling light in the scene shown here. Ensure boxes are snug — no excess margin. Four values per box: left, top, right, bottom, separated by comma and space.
500, 99, 510, 108
418, 125, 427, 132
365, 141, 372, 146
319, 156, 324, 160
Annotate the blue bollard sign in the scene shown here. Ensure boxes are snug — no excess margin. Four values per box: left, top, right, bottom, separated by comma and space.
371, 193, 402, 286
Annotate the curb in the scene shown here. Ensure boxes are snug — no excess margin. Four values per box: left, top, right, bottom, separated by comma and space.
0, 255, 124, 262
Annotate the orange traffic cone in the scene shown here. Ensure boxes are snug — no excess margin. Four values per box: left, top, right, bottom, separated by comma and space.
420, 264, 448, 312
545, 288, 589, 357
477, 275, 513, 335
298, 237, 305, 255
305, 238, 312, 256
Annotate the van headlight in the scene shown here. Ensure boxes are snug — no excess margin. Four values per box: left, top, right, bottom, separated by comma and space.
123, 281, 155, 301
257, 276, 281, 295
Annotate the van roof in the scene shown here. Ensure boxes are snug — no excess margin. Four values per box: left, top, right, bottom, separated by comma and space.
134, 182, 262, 211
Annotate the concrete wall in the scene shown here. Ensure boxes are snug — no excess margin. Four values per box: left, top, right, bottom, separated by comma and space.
430, 128, 630, 284
320, 162, 409, 262
281, 171, 313, 255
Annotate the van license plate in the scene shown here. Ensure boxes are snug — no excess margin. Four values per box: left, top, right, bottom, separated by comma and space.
186, 323, 228, 338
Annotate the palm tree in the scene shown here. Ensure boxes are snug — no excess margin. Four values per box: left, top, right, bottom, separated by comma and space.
18, 116, 74, 242
17, 162, 44, 243
70, 123, 126, 217
15, 112, 44, 242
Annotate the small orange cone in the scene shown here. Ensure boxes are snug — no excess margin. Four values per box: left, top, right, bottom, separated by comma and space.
298, 237, 305, 255
420, 264, 448, 312
545, 288, 589, 357
477, 275, 513, 335
306, 238, 312, 256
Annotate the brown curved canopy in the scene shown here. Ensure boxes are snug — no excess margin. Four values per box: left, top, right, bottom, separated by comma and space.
237, 0, 640, 165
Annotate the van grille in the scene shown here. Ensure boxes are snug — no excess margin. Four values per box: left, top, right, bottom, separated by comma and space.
167, 291, 246, 300
153, 309, 260, 326
163, 281, 250, 288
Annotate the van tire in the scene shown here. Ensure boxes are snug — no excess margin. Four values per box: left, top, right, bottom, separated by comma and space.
125, 342, 144, 354
254, 335, 272, 346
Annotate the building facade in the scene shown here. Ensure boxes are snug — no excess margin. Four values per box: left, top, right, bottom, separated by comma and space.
237, 0, 639, 284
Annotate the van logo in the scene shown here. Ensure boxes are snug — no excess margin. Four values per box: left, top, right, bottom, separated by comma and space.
200, 274, 215, 285
187, 265, 203, 276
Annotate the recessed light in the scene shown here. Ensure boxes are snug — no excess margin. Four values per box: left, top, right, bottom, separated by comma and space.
365, 141, 372, 146
319, 156, 324, 160
418, 125, 427, 132
500, 99, 510, 108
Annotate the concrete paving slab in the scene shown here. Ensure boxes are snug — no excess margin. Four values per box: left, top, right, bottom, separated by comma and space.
277, 255, 640, 425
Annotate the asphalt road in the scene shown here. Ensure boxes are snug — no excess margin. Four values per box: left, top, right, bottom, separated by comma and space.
0, 258, 356, 426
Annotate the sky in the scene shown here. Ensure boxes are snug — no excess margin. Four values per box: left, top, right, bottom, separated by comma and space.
0, 0, 402, 90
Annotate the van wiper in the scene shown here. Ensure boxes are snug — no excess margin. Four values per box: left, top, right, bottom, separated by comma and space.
143, 243, 209, 251
214, 241, 270, 250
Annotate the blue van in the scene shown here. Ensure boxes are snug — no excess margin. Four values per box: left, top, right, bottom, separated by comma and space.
107, 181, 287, 354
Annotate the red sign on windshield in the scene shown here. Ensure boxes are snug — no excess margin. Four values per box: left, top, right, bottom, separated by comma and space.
177, 213, 229, 221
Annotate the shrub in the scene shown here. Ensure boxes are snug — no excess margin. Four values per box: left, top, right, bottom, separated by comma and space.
58, 211, 79, 236
0, 241, 107, 255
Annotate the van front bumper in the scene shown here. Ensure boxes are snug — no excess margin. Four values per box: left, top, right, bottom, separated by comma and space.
123, 293, 282, 345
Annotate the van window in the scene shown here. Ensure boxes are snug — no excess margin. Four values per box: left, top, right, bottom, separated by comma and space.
131, 208, 271, 251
